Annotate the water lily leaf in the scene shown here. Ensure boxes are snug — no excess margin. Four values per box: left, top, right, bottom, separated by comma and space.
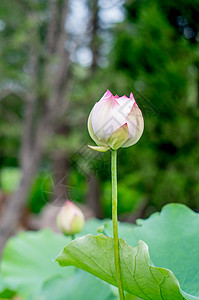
0, 274, 15, 299
56, 204, 199, 300
56, 234, 185, 300
105, 204, 199, 300
1, 229, 74, 299
30, 270, 117, 300
0, 219, 109, 300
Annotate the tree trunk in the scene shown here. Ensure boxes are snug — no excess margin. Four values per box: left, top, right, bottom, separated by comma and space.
0, 0, 70, 255
0, 162, 38, 254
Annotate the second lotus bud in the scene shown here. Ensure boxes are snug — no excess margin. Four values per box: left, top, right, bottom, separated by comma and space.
57, 201, 85, 236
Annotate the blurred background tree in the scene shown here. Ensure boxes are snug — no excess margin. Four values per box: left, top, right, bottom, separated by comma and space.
0, 0, 199, 252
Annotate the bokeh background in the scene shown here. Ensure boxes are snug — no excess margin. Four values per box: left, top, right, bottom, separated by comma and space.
0, 0, 199, 252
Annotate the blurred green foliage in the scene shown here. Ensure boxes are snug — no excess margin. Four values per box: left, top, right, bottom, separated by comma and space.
28, 173, 52, 214
0, 168, 21, 193
0, 0, 199, 218
99, 0, 199, 216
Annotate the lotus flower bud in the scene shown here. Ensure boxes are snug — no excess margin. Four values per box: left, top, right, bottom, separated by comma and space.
57, 201, 85, 235
88, 90, 144, 151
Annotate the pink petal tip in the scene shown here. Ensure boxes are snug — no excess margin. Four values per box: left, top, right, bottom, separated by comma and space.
103, 89, 113, 99
130, 92, 135, 101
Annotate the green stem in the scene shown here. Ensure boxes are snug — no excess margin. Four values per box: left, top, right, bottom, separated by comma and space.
71, 234, 75, 241
111, 150, 125, 300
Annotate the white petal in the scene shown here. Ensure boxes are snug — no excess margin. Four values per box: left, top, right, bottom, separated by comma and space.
91, 97, 127, 141
122, 103, 144, 147
88, 110, 107, 146
115, 96, 135, 118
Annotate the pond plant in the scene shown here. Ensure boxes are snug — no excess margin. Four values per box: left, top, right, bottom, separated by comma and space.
1, 91, 199, 300
86, 89, 144, 299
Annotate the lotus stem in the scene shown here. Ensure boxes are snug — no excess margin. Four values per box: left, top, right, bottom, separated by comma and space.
111, 149, 125, 300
